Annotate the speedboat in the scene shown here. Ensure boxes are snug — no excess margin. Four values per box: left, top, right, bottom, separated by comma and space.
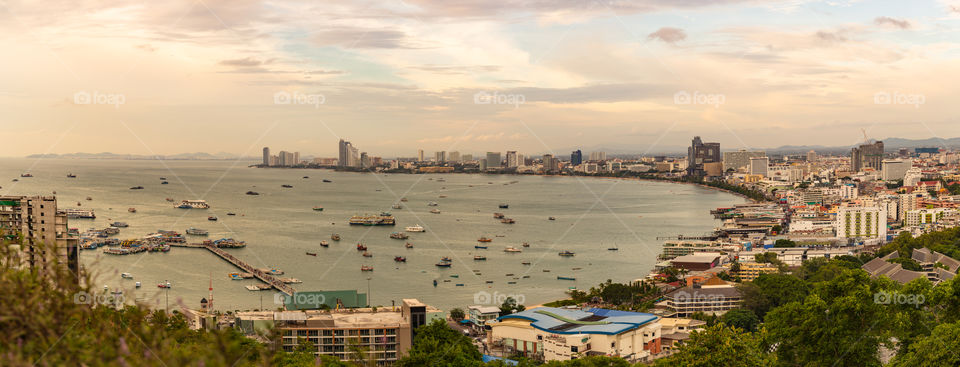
405, 225, 425, 232
558, 251, 575, 257
207, 216, 218, 221
394, 256, 406, 262
121, 273, 133, 279
361, 265, 374, 271
474, 256, 487, 261
430, 209, 441, 214
157, 281, 171, 289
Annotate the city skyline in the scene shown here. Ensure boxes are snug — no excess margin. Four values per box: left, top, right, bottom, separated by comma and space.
3, 1, 960, 157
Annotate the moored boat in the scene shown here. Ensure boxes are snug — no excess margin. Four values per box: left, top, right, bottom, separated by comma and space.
361, 265, 374, 271
306, 252, 317, 256
394, 256, 406, 262
477, 237, 492, 242
493, 213, 505, 219
110, 222, 129, 228
558, 251, 575, 257
405, 225, 425, 232
320, 240, 329, 247
175, 200, 210, 209
331, 234, 341, 241
557, 276, 576, 281
474, 255, 487, 261
389, 232, 409, 240
474, 245, 488, 249
435, 262, 452, 268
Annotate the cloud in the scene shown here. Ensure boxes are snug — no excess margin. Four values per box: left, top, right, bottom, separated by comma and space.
313, 28, 421, 49
647, 27, 687, 44
874, 16, 911, 29
219, 57, 270, 67
407, 65, 501, 75
814, 30, 848, 43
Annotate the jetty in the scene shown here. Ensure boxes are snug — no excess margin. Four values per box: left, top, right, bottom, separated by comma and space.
171, 242, 295, 295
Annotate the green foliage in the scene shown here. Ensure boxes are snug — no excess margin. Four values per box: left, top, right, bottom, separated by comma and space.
653, 324, 773, 367
720, 309, 759, 332
541, 355, 634, 366
738, 273, 809, 320
395, 319, 483, 367
773, 239, 796, 248
499, 297, 526, 315
450, 307, 466, 321
891, 321, 960, 366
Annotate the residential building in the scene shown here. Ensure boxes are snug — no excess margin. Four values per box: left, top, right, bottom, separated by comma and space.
735, 262, 779, 282
1, 196, 79, 280
659, 284, 741, 317
489, 307, 662, 363
669, 253, 721, 271
905, 208, 955, 227
417, 149, 424, 162
749, 157, 769, 177
571, 150, 583, 166
262, 147, 270, 166
723, 150, 766, 172
467, 305, 500, 333
506, 151, 518, 167
835, 206, 888, 239
486, 152, 502, 169
338, 140, 360, 168
448, 151, 461, 163
435, 151, 445, 163
851, 141, 884, 172
687, 136, 720, 176
589, 151, 607, 161
659, 318, 706, 354
882, 159, 911, 181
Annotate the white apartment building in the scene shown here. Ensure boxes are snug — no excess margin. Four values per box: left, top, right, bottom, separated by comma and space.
905, 208, 956, 227
882, 159, 912, 181
835, 206, 888, 239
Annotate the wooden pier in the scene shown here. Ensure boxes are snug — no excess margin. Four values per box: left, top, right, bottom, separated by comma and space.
173, 242, 295, 295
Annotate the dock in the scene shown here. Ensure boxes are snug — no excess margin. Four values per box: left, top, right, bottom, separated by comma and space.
173, 242, 296, 295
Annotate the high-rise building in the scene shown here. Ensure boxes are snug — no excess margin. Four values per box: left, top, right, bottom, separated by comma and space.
723, 150, 765, 172
448, 151, 461, 163
338, 139, 361, 168
339, 140, 350, 168
588, 151, 607, 161
687, 136, 720, 176
417, 149, 424, 162
851, 141, 884, 172
570, 150, 582, 166
881, 159, 911, 181
835, 206, 887, 239
749, 156, 769, 177
262, 147, 270, 166
505, 151, 518, 168
360, 152, 369, 168
293, 152, 300, 166
486, 152, 501, 169
435, 151, 446, 163
542, 154, 558, 172
806, 150, 818, 162
0, 196, 79, 280
462, 154, 473, 162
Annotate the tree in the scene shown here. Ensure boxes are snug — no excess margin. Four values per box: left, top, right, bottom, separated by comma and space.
720, 309, 760, 332
654, 324, 773, 367
499, 297, 525, 315
395, 320, 482, 367
541, 355, 633, 366
449, 308, 466, 321
891, 321, 960, 366
773, 239, 796, 248
738, 273, 809, 320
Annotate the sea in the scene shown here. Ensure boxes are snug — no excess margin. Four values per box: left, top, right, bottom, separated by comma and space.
0, 158, 743, 312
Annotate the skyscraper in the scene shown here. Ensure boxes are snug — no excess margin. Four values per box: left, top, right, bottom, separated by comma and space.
338, 139, 360, 168
262, 147, 270, 166
339, 139, 349, 168
435, 151, 446, 163
570, 150, 582, 166
486, 152, 502, 169
505, 151, 518, 168
749, 156, 769, 177
687, 136, 720, 176
722, 150, 765, 172
417, 149, 424, 162
851, 141, 884, 172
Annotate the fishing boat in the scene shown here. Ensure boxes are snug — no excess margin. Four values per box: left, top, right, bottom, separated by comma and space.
306, 252, 317, 256
430, 209, 441, 214
500, 218, 515, 224
504, 247, 522, 253
361, 265, 374, 271
226, 212, 236, 216
548, 216, 556, 221
394, 256, 406, 262
281, 184, 293, 188
557, 276, 576, 281
521, 261, 531, 265
130, 186, 144, 190
435, 262, 452, 268
477, 237, 492, 242
320, 240, 329, 247
390, 232, 409, 240
312, 206, 324, 211
392, 203, 403, 209
322, 179, 332, 183
157, 281, 171, 289
405, 225, 425, 232
474, 245, 488, 249
128, 207, 137, 213
474, 256, 487, 261
499, 204, 509, 209
493, 213, 505, 219
331, 234, 341, 241
427, 201, 439, 206
356, 243, 368, 251
67, 173, 77, 178
175, 200, 210, 209
246, 191, 260, 195
441, 257, 452, 262
121, 273, 133, 279
110, 222, 129, 228
20, 173, 33, 177
522, 242, 530, 247
362, 251, 372, 257
207, 216, 218, 221
405, 242, 414, 248
558, 251, 575, 257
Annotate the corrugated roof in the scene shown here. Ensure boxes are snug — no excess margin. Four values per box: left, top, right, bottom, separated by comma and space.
498, 307, 657, 335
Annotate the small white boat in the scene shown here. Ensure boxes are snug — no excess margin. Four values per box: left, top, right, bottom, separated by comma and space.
135, 282, 141, 288
405, 225, 425, 232
430, 209, 441, 214
121, 272, 133, 279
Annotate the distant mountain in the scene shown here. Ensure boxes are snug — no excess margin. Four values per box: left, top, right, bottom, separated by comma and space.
25, 152, 257, 160
556, 136, 960, 157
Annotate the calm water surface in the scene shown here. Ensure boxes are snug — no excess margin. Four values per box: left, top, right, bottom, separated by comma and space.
0, 158, 742, 311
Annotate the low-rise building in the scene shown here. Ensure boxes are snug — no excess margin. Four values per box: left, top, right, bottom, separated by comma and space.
468, 305, 501, 333
669, 253, 721, 271
735, 262, 779, 281
658, 285, 742, 317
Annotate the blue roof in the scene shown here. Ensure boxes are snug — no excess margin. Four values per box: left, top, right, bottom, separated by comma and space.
498, 307, 657, 335
482, 355, 519, 365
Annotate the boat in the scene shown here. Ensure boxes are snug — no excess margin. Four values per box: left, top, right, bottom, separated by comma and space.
186, 227, 208, 236
348, 212, 396, 226
76, 202, 81, 206
500, 218, 515, 224
135, 282, 141, 288
67, 173, 77, 178
405, 242, 414, 248
493, 213, 505, 219
160, 177, 167, 180
608, 247, 619, 251
62, 208, 96, 219
128, 207, 137, 213
303, 176, 309, 179
130, 186, 144, 190
441, 257, 452, 262
400, 197, 408, 202
558, 251, 575, 257
20, 173, 33, 178
322, 179, 332, 183
361, 265, 374, 271
427, 201, 439, 206
229, 272, 245, 280
306, 252, 317, 256
521, 261, 531, 265
430, 209, 441, 214
390, 232, 409, 240
499, 204, 509, 209
226, 212, 236, 216
165, 198, 174, 202
356, 244, 367, 251
392, 203, 403, 209
504, 247, 522, 253
474, 256, 487, 261
435, 262, 452, 268
362, 251, 372, 257
281, 184, 293, 188
86, 197, 93, 201
548, 217, 556, 221
438, 195, 447, 198
331, 234, 341, 241
110, 222, 129, 228
121, 273, 133, 279
175, 200, 210, 209
394, 256, 406, 262
477, 237, 492, 242
161, 181, 169, 185
313, 206, 324, 211
246, 191, 260, 195
320, 240, 329, 247
405, 225, 425, 232
157, 281, 171, 289
557, 276, 576, 281
474, 245, 488, 249
207, 216, 218, 221
522, 242, 530, 247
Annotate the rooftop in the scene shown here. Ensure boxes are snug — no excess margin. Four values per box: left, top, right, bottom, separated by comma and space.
497, 307, 658, 335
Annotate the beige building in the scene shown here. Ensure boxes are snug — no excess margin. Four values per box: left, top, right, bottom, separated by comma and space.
735, 262, 779, 281
0, 195, 79, 279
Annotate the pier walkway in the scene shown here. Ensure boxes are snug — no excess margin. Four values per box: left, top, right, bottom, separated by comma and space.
171, 242, 295, 295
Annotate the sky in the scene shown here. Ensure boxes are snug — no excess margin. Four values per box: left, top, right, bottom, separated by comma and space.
2, 0, 960, 158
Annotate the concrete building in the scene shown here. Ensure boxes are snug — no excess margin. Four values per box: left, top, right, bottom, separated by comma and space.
660, 285, 741, 317
851, 141, 884, 172
905, 208, 955, 227
234, 299, 441, 364
417, 149, 424, 162
571, 150, 583, 166
749, 157, 769, 177
1, 196, 79, 280
723, 150, 766, 172
338, 140, 360, 168
490, 307, 662, 363
467, 305, 500, 333
588, 151, 607, 161
735, 262, 779, 282
262, 147, 270, 166
434, 151, 445, 163
835, 206, 888, 239
687, 136, 720, 176
882, 159, 911, 181
486, 152, 502, 170
448, 151, 461, 163
669, 253, 721, 271
840, 183, 859, 200
506, 151, 518, 168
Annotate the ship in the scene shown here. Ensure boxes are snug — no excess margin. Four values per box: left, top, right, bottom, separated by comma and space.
557, 276, 576, 281
331, 234, 341, 241
474, 245, 488, 249
361, 265, 374, 271
161, 181, 169, 185
522, 242, 530, 247
226, 212, 236, 216
521, 261, 531, 265
558, 251, 575, 257
246, 191, 259, 195
405, 225, 425, 232
390, 232, 409, 240
400, 197, 408, 202
441, 257, 452, 262
61, 208, 96, 219
477, 237, 493, 243
175, 200, 210, 209
186, 227, 208, 236
348, 212, 396, 226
